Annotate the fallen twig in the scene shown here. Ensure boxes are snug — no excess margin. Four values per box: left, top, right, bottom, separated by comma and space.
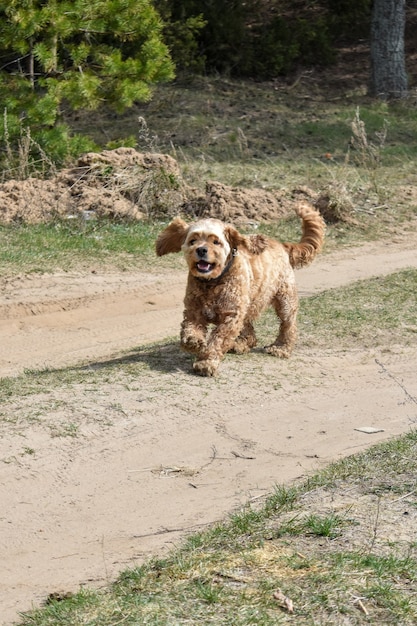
390, 490, 416, 504
273, 588, 294, 613
133, 521, 212, 539
352, 595, 369, 616
231, 450, 256, 460
375, 359, 417, 406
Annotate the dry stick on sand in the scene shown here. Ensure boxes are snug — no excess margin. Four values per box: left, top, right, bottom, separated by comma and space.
375, 358, 417, 406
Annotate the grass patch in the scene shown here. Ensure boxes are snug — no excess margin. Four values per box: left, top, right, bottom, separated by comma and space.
0, 339, 184, 404
299, 269, 417, 347
18, 430, 417, 625
254, 268, 417, 350
69, 78, 417, 173
0, 218, 178, 275
1, 207, 416, 277
0, 212, 329, 276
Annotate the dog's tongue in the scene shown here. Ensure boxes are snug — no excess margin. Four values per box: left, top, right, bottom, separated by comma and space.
197, 260, 212, 272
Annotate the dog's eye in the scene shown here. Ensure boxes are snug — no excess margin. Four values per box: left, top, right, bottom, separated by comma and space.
189, 239, 196, 245
213, 239, 221, 246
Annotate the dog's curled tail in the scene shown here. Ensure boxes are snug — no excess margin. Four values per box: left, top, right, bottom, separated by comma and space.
283, 202, 325, 269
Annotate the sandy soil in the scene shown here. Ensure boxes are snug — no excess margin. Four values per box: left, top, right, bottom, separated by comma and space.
1, 232, 417, 625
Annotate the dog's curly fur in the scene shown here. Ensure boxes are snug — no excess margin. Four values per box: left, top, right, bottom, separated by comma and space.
156, 202, 325, 376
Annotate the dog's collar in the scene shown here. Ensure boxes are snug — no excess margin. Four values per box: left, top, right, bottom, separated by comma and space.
196, 248, 238, 285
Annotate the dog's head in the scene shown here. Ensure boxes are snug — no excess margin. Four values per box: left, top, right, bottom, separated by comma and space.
156, 217, 268, 280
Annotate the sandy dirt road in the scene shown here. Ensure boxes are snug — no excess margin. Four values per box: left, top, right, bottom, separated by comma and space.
1, 233, 417, 378
1, 231, 417, 625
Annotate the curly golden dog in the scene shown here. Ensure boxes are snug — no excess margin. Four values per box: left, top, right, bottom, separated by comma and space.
156, 202, 325, 376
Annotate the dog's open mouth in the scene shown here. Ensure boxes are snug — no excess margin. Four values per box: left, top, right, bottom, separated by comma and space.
196, 260, 215, 274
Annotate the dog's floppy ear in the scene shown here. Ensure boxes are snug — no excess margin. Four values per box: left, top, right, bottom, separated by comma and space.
224, 225, 269, 255
156, 217, 189, 256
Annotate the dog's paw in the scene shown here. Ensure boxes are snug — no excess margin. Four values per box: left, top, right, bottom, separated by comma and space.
264, 343, 292, 359
230, 336, 257, 354
193, 359, 219, 377
180, 335, 206, 355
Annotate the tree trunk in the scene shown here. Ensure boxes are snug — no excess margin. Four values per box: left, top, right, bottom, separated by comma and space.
28, 38, 35, 88
369, 0, 408, 99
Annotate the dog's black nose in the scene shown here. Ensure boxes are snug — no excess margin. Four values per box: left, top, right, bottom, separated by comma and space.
196, 246, 207, 258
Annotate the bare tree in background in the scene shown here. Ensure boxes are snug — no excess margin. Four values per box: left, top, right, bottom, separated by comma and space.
369, 0, 408, 98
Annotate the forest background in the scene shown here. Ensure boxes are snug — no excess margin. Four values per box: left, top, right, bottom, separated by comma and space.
0, 0, 413, 171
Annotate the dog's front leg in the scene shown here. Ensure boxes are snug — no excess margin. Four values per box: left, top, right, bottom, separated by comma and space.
193, 312, 244, 377
180, 314, 208, 356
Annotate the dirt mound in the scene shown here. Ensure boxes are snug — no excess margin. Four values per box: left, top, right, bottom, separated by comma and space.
181, 180, 295, 224
0, 178, 70, 224
0, 148, 319, 225
74, 149, 182, 174
0, 148, 186, 224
